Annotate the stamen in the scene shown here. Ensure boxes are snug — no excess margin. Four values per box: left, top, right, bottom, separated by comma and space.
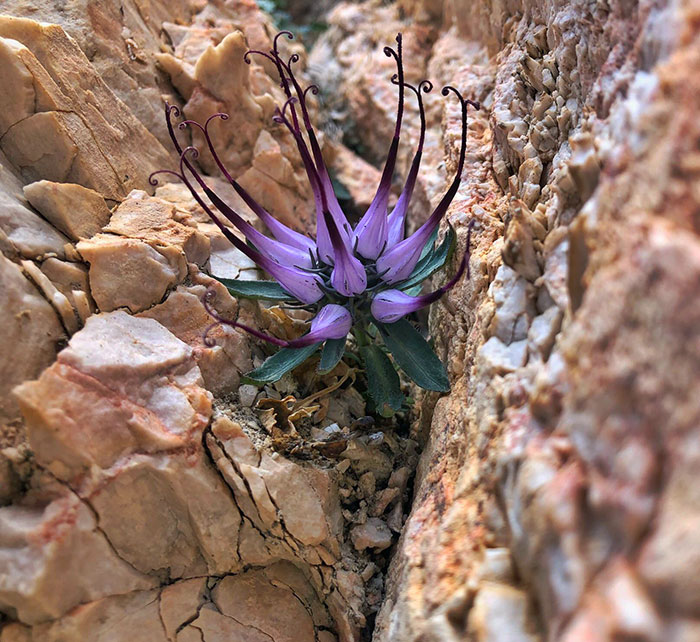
243, 49, 277, 66
202, 289, 289, 347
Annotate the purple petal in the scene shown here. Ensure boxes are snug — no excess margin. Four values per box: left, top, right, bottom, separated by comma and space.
386, 80, 431, 248
291, 304, 352, 347
277, 51, 354, 250
203, 294, 350, 348
273, 100, 351, 265
159, 103, 321, 303
324, 210, 367, 297
180, 113, 315, 254
354, 35, 406, 259
200, 182, 312, 269
377, 87, 479, 283
371, 222, 473, 323
353, 138, 396, 259
166, 105, 314, 255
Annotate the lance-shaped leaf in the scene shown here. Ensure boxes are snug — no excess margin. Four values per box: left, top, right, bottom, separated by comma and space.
386, 80, 431, 248
244, 343, 321, 385
216, 278, 297, 301
325, 210, 367, 297
354, 34, 405, 259
318, 338, 346, 374
360, 344, 403, 416
377, 88, 479, 283
371, 223, 473, 323
376, 319, 449, 391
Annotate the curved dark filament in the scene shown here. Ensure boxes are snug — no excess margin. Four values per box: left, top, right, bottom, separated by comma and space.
243, 49, 277, 66
149, 168, 184, 186
202, 289, 289, 347
383, 33, 405, 138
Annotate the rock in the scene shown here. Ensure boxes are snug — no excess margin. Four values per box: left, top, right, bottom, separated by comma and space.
0, 19, 171, 200
138, 284, 252, 394
0, 255, 63, 424
0, 491, 156, 624
467, 582, 540, 642
487, 265, 535, 343
478, 337, 528, 374
77, 234, 186, 313
19, 260, 80, 335
14, 312, 209, 475
0, 151, 69, 260
23, 181, 111, 241
0, 0, 191, 148
351, 518, 393, 552
104, 190, 210, 266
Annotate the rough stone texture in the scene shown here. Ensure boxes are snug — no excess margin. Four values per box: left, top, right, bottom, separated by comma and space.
0, 256, 63, 426
2, 0, 699, 639
358, 0, 700, 640
23, 181, 111, 241
0, 19, 171, 201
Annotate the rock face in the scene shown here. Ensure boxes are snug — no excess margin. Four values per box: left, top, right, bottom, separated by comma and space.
1, 0, 699, 640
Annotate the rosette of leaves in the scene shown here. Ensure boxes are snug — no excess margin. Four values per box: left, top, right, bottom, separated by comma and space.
151, 31, 479, 416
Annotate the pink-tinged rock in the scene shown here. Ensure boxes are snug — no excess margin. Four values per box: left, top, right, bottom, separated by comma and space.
201, 564, 318, 642
0, 150, 69, 261
350, 518, 393, 552
1, 255, 63, 424
0, 492, 155, 625
14, 311, 209, 479
210, 417, 342, 549
86, 452, 240, 578
0, 18, 170, 200
138, 283, 252, 394
77, 234, 186, 313
159, 577, 208, 639
105, 190, 210, 266
467, 582, 540, 642
6, 589, 168, 642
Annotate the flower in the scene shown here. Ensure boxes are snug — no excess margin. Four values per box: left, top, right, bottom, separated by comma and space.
150, 31, 479, 411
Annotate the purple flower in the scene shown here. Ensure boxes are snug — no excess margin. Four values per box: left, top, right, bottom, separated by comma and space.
151, 31, 479, 396
203, 294, 351, 348
371, 221, 474, 323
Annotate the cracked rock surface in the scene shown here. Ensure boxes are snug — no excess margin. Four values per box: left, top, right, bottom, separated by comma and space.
1, 0, 700, 640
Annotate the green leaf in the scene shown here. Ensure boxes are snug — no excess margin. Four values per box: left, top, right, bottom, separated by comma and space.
398, 226, 456, 292
419, 225, 440, 260
360, 345, 403, 416
318, 338, 346, 374
377, 319, 450, 392
216, 277, 296, 301
243, 343, 321, 385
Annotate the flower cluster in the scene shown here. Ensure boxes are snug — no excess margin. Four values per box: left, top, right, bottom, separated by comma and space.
151, 31, 479, 414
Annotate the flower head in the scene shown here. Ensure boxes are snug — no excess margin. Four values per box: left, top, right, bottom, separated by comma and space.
151, 31, 479, 413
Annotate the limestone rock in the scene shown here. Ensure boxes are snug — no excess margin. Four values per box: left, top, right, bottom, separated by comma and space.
351, 518, 393, 552
104, 190, 210, 266
77, 234, 186, 313
0, 255, 63, 424
138, 283, 252, 394
23, 181, 111, 241
0, 19, 170, 200
0, 491, 156, 624
0, 151, 68, 260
